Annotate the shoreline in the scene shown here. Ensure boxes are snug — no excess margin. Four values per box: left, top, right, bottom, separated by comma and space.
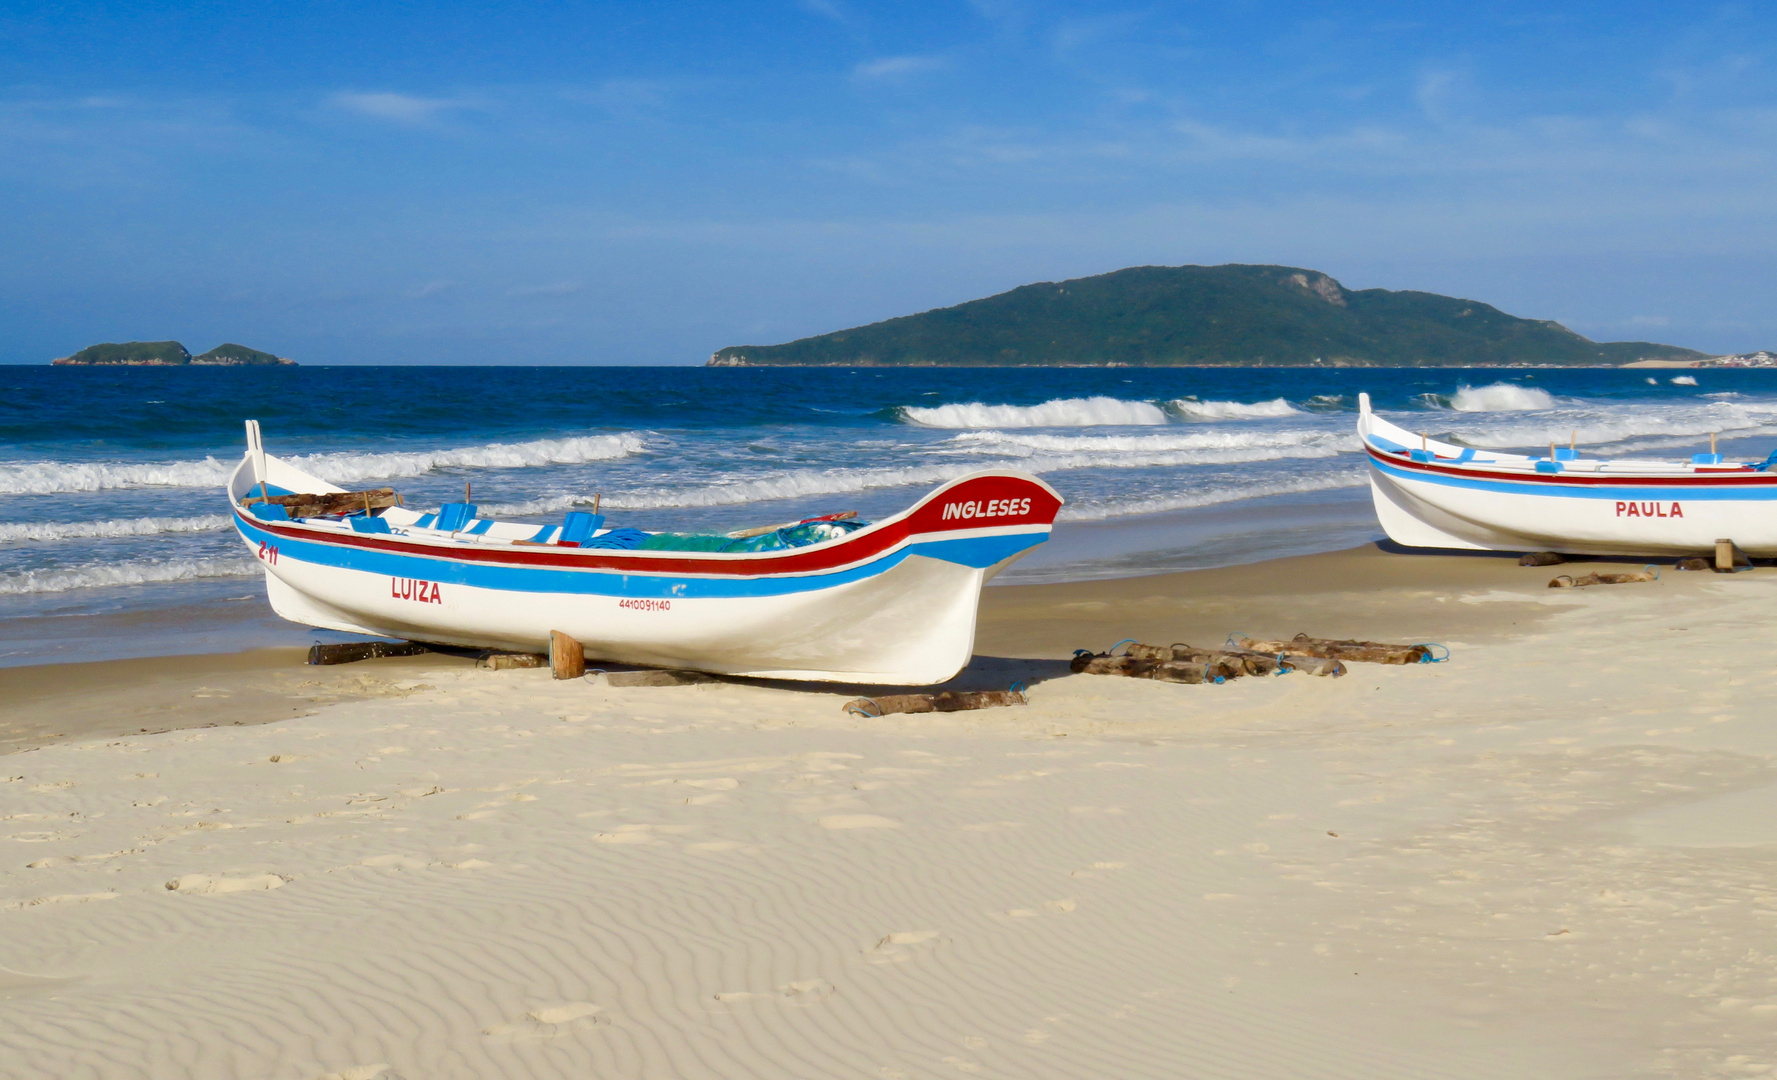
3, 541, 1607, 752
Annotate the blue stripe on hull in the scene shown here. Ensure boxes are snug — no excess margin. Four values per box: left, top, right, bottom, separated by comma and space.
235, 514, 1044, 599
1370, 457, 1777, 502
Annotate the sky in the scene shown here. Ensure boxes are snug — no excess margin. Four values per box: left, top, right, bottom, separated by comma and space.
2, 1, 1775, 365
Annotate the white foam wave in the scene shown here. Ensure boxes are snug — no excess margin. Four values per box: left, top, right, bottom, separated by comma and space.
948, 429, 1352, 456
1059, 470, 1368, 521
0, 557, 258, 596
900, 397, 1168, 428
0, 515, 231, 544
1448, 400, 1777, 451
0, 433, 646, 495
1169, 397, 1301, 420
1671, 375, 1699, 386
595, 443, 1344, 511
1446, 383, 1557, 412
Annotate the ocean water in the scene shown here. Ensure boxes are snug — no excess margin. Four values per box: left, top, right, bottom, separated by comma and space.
3, 365, 1774, 666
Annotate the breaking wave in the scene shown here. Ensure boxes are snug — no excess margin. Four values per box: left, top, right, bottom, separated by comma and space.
1671, 375, 1699, 386
0, 515, 231, 544
1423, 383, 1557, 412
1169, 397, 1301, 420
947, 429, 1352, 457
900, 397, 1168, 428
1059, 469, 1368, 521
0, 557, 258, 596
0, 433, 647, 495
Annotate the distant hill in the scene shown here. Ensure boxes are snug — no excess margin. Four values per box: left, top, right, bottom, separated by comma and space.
194, 343, 293, 366
709, 264, 1705, 368
53, 341, 295, 366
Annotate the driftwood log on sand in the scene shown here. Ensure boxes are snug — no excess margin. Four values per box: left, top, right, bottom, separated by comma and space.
1120, 642, 1345, 678
1519, 551, 1566, 566
1548, 568, 1658, 589
307, 640, 430, 666
843, 690, 1028, 717
1228, 633, 1430, 666
477, 652, 547, 671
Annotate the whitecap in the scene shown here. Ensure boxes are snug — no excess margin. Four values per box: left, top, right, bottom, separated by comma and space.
0, 515, 231, 544
1169, 397, 1301, 421
1446, 383, 1556, 412
0, 557, 258, 596
1670, 375, 1699, 386
0, 432, 647, 496
1059, 470, 1368, 521
899, 397, 1167, 428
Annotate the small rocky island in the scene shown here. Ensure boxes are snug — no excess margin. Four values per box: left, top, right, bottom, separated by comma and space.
52, 341, 296, 366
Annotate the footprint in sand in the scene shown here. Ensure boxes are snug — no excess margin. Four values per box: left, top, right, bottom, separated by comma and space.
317, 1064, 405, 1080
716, 980, 835, 1005
4, 892, 118, 911
592, 824, 657, 844
1004, 899, 1075, 918
358, 855, 428, 870
483, 1001, 605, 1039
817, 814, 901, 830
164, 873, 289, 895
867, 930, 941, 963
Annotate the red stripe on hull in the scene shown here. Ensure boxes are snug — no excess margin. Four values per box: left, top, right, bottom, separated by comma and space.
240, 474, 1061, 577
1367, 448, 1777, 489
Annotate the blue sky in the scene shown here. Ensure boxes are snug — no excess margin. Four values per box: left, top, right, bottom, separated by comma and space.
2, 1, 1774, 364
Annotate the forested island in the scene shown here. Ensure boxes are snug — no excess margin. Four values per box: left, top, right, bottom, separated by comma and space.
709, 264, 1704, 368
52, 341, 296, 366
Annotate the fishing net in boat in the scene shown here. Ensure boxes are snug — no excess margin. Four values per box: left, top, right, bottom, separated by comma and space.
634, 519, 869, 553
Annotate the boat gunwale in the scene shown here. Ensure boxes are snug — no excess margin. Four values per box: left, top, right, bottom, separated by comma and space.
227, 460, 1062, 579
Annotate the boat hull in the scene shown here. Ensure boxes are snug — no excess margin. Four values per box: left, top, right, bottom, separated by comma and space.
230, 459, 1060, 684
1358, 395, 1777, 556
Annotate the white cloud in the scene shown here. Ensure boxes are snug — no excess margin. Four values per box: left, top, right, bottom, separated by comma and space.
853, 55, 946, 81
330, 91, 460, 124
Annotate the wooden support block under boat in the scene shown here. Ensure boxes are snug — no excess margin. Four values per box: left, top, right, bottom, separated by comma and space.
477, 651, 547, 671
1548, 569, 1658, 588
1677, 556, 1714, 572
1716, 539, 1753, 572
842, 690, 1028, 717
550, 631, 585, 680
1519, 551, 1566, 567
246, 488, 400, 518
1228, 634, 1429, 666
307, 641, 431, 666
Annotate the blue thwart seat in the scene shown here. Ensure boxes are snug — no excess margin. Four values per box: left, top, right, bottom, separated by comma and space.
434, 502, 478, 532
249, 502, 289, 521
1692, 452, 1725, 465
559, 512, 605, 546
351, 515, 392, 534
1535, 460, 1564, 474
1409, 449, 1435, 462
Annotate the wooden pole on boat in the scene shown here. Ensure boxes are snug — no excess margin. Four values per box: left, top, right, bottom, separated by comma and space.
465, 482, 472, 503
1549, 440, 1556, 461
1570, 430, 1576, 453
1711, 433, 1718, 456
593, 493, 601, 515
1420, 432, 1427, 450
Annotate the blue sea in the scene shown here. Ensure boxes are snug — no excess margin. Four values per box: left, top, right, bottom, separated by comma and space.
3, 365, 1773, 666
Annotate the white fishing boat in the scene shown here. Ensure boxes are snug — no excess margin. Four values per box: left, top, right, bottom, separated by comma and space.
229, 421, 1062, 684
1358, 392, 1777, 556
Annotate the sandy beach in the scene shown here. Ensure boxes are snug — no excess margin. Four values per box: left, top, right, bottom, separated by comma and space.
4, 545, 1776, 1079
